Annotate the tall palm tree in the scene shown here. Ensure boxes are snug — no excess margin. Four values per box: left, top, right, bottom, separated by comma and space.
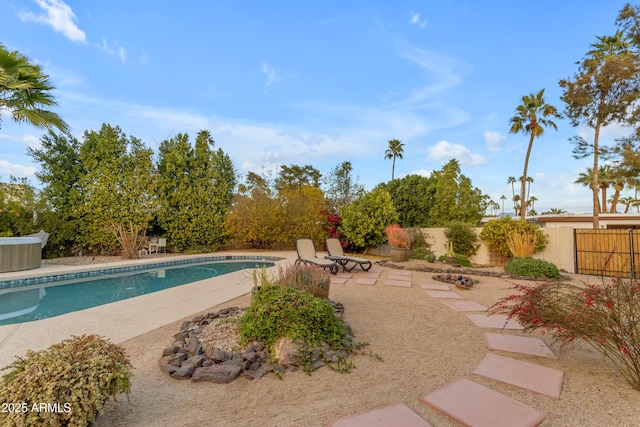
0, 44, 69, 133
528, 195, 538, 213
384, 139, 404, 180
575, 166, 612, 212
507, 176, 517, 201
509, 89, 560, 220
500, 195, 506, 215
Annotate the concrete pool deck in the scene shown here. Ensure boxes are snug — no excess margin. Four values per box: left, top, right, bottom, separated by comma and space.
0, 251, 296, 368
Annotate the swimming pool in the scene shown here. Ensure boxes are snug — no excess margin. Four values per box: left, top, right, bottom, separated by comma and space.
0, 258, 276, 325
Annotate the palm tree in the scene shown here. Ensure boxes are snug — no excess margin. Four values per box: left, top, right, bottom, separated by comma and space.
575, 166, 612, 212
619, 196, 635, 213
384, 139, 404, 180
507, 176, 517, 202
509, 89, 560, 220
492, 200, 500, 217
528, 195, 538, 213
500, 195, 506, 215
0, 44, 69, 133
543, 207, 567, 214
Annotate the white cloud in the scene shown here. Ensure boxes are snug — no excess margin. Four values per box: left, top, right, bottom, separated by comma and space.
98, 38, 127, 63
484, 130, 505, 152
410, 11, 427, 29
0, 132, 41, 150
19, 0, 86, 43
261, 62, 283, 88
427, 140, 486, 166
0, 160, 37, 177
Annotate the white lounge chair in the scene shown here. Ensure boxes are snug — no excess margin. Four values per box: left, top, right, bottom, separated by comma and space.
325, 238, 372, 272
295, 238, 338, 274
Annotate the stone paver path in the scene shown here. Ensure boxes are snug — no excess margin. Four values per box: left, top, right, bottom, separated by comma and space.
326, 268, 564, 427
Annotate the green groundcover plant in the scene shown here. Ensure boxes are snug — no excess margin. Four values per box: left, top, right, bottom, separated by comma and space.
490, 278, 640, 391
0, 334, 132, 427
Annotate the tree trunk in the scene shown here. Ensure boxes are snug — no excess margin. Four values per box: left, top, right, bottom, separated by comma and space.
520, 133, 535, 220
592, 116, 602, 229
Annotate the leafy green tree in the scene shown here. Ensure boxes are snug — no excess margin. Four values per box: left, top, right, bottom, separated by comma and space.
339, 188, 398, 251
323, 161, 364, 213
274, 164, 321, 194
428, 159, 484, 226
509, 89, 560, 220
560, 30, 640, 228
157, 130, 236, 251
384, 139, 404, 180
376, 174, 435, 227
76, 124, 157, 256
0, 44, 68, 132
27, 131, 84, 256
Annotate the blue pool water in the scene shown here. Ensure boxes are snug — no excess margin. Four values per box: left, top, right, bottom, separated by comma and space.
0, 260, 274, 325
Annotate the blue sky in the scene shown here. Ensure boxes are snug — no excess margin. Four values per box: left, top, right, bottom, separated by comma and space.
0, 0, 634, 214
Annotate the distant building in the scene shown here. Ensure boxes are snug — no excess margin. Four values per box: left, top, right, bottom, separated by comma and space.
532, 213, 640, 229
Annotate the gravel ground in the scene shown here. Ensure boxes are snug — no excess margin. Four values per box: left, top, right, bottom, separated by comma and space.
82, 257, 640, 427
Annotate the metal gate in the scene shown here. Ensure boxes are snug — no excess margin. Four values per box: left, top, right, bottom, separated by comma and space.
574, 229, 640, 278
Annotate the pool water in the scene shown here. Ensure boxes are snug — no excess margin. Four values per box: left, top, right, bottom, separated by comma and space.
0, 260, 273, 325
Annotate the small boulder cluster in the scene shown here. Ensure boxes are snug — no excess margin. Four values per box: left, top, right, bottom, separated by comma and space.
159, 303, 348, 383
432, 273, 479, 290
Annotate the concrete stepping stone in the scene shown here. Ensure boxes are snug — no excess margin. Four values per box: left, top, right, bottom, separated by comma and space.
420, 283, 450, 291
355, 277, 377, 286
465, 314, 524, 330
440, 300, 488, 312
331, 277, 348, 285
387, 274, 412, 281
389, 270, 412, 276
326, 403, 433, 427
484, 333, 556, 358
369, 266, 384, 273
359, 272, 381, 279
419, 378, 547, 427
336, 273, 353, 279
473, 353, 564, 398
424, 290, 463, 299
384, 279, 412, 288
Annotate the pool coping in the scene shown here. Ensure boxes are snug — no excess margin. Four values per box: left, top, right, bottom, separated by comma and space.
0, 254, 283, 290
0, 251, 297, 368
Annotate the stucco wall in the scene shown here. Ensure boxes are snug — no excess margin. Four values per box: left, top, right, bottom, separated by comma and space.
371, 227, 575, 273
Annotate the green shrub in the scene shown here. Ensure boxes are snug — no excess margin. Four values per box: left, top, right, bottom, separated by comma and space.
425, 252, 437, 263
410, 247, 429, 260
437, 253, 471, 267
408, 229, 431, 252
444, 222, 479, 257
479, 216, 547, 257
0, 334, 132, 427
454, 253, 472, 267
504, 257, 560, 279
238, 286, 353, 355
276, 264, 331, 299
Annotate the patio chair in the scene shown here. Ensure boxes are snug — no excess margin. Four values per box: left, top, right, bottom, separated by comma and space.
295, 238, 339, 274
325, 238, 372, 272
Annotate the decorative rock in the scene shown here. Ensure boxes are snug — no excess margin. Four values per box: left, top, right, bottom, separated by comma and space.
191, 365, 241, 384
205, 347, 227, 363
273, 337, 299, 367
171, 363, 196, 379
159, 306, 357, 383
162, 345, 178, 356
168, 352, 187, 367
